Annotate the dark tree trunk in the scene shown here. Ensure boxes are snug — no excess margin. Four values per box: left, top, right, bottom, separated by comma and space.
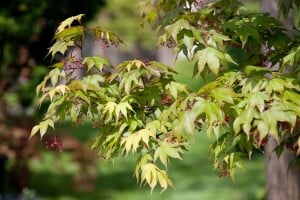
260, 0, 300, 199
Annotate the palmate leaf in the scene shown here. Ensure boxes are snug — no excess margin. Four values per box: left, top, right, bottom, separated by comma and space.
103, 102, 117, 121
261, 108, 296, 141
102, 101, 134, 122
194, 47, 236, 75
154, 141, 182, 168
119, 70, 142, 95
55, 26, 85, 42
83, 56, 110, 72
46, 85, 68, 101
93, 27, 124, 44
135, 153, 153, 182
45, 85, 69, 102
233, 107, 257, 136
30, 119, 55, 138
141, 163, 158, 190
140, 163, 173, 192
238, 24, 261, 47
48, 40, 75, 58
56, 14, 85, 34
56, 85, 69, 95
83, 74, 105, 86
115, 102, 134, 120
210, 87, 236, 104
187, 96, 225, 139
165, 81, 188, 99
247, 92, 268, 113
183, 33, 195, 51
121, 129, 156, 155
165, 18, 191, 41
224, 17, 262, 47
135, 154, 174, 192
49, 68, 64, 87
256, 120, 269, 143
195, 48, 218, 75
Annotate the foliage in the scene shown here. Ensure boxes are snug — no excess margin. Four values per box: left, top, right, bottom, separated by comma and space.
32, 0, 300, 192
0, 0, 105, 192
0, 0, 105, 120
28, 130, 265, 200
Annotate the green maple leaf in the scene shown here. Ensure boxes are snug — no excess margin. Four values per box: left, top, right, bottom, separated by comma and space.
83, 56, 110, 72
48, 40, 75, 58
55, 26, 85, 42
154, 141, 182, 168
195, 47, 228, 75
56, 14, 85, 34
238, 25, 260, 47
121, 129, 155, 155
30, 119, 55, 138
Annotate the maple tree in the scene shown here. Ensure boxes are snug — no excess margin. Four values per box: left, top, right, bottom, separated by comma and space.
31, 0, 300, 195
0, 0, 105, 193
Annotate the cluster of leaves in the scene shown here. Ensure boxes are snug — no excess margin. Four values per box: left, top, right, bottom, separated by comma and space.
139, 0, 300, 177
0, 1, 105, 192
31, 14, 190, 191
32, 0, 300, 192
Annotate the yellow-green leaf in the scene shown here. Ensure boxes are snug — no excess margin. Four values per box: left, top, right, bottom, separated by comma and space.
30, 125, 40, 139
154, 141, 182, 168
56, 14, 85, 34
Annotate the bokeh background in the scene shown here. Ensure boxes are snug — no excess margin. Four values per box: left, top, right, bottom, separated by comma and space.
2, 0, 293, 199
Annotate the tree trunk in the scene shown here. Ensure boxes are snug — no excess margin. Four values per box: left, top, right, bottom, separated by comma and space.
156, 47, 175, 65
260, 0, 300, 199
265, 137, 300, 200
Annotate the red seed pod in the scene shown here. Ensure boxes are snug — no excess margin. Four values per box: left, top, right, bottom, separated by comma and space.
44, 136, 63, 152
225, 114, 230, 123
142, 59, 150, 66
260, 137, 268, 146
161, 95, 173, 105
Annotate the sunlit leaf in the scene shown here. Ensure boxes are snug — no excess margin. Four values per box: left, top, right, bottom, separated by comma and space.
83, 56, 110, 72
55, 26, 85, 41
48, 40, 75, 58
257, 120, 269, 143
121, 129, 155, 155
56, 14, 85, 34
154, 141, 182, 168
30, 125, 40, 139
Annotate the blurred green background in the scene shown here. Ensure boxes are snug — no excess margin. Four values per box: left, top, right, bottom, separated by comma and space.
0, 0, 269, 199
28, 122, 265, 200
